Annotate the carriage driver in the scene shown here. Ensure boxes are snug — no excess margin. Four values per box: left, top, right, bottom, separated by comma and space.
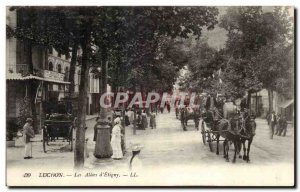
223, 96, 238, 119
214, 94, 225, 119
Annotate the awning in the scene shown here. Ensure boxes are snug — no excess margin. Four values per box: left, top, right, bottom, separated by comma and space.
279, 99, 294, 108
6, 74, 70, 84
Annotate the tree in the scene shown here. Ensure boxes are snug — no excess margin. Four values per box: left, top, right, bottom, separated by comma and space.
219, 6, 293, 112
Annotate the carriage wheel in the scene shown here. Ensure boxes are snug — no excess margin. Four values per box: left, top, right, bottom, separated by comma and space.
207, 132, 213, 152
42, 128, 47, 153
201, 121, 206, 145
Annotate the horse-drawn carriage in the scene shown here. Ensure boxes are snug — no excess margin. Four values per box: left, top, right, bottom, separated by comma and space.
200, 99, 256, 163
177, 95, 201, 131
179, 105, 201, 131
42, 97, 77, 153
43, 113, 74, 153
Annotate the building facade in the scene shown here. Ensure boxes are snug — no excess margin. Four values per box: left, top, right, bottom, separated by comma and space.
6, 8, 101, 131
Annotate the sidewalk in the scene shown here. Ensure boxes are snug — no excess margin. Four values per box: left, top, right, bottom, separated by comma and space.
7, 111, 294, 186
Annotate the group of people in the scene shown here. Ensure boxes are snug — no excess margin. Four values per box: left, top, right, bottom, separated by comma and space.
203, 93, 289, 139
136, 109, 157, 130
267, 111, 288, 139
93, 108, 155, 161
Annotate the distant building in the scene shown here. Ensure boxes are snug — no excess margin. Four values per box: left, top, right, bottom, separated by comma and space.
250, 89, 294, 124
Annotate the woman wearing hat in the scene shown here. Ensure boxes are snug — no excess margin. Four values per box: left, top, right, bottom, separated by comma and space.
23, 118, 35, 159
129, 144, 143, 172
111, 117, 123, 159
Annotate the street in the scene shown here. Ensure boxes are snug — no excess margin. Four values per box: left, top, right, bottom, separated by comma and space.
7, 109, 294, 186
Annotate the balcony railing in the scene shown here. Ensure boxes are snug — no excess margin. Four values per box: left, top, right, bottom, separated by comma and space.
7, 64, 29, 75
7, 64, 69, 82
43, 70, 65, 82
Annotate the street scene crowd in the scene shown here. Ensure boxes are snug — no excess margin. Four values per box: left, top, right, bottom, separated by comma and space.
6, 6, 294, 186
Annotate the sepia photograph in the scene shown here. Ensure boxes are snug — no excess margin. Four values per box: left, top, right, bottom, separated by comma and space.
5, 5, 295, 187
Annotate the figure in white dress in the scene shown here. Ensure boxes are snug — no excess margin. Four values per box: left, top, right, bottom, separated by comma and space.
111, 117, 123, 159
129, 144, 143, 172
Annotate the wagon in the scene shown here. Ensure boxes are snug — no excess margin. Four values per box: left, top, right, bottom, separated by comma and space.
200, 110, 226, 152
200, 100, 239, 153
42, 113, 74, 153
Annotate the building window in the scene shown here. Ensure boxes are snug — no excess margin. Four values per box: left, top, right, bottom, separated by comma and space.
58, 84, 64, 90
48, 62, 53, 71
57, 64, 62, 73
64, 67, 69, 81
65, 67, 69, 74
48, 83, 53, 91
58, 52, 61, 58
78, 70, 81, 85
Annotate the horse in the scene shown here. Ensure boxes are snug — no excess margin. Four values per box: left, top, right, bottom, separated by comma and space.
238, 112, 256, 162
180, 106, 200, 131
203, 107, 242, 163
215, 114, 243, 163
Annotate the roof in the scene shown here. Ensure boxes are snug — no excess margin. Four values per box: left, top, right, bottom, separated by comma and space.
279, 99, 294, 108
6, 74, 70, 84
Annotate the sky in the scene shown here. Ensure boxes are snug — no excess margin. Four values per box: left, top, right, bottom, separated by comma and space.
202, 6, 228, 50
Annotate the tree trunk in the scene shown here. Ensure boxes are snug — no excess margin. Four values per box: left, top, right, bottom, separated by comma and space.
74, 28, 91, 169
26, 40, 38, 132
69, 41, 79, 96
255, 92, 258, 116
94, 49, 113, 158
268, 89, 273, 114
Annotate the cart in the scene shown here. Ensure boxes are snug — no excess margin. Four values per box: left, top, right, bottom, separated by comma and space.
43, 113, 74, 153
200, 110, 226, 152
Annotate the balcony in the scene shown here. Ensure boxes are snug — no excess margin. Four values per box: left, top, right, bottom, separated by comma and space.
43, 70, 65, 82
7, 64, 29, 75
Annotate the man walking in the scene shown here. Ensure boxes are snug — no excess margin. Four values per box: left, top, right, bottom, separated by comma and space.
23, 118, 35, 159
269, 111, 277, 139
279, 115, 288, 136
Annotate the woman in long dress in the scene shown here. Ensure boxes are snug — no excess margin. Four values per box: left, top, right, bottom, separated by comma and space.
150, 110, 156, 129
129, 144, 143, 172
111, 117, 123, 159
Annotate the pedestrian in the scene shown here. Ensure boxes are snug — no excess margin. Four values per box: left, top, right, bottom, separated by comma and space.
166, 101, 171, 113
142, 110, 148, 129
269, 111, 277, 139
240, 95, 248, 112
108, 116, 113, 140
279, 115, 288, 136
205, 94, 211, 111
266, 112, 270, 125
129, 144, 143, 172
128, 108, 134, 124
111, 117, 123, 160
93, 117, 100, 141
275, 114, 281, 135
23, 118, 35, 159
125, 109, 130, 126
150, 110, 156, 129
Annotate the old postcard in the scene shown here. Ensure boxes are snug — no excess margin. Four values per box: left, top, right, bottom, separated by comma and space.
6, 6, 295, 186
